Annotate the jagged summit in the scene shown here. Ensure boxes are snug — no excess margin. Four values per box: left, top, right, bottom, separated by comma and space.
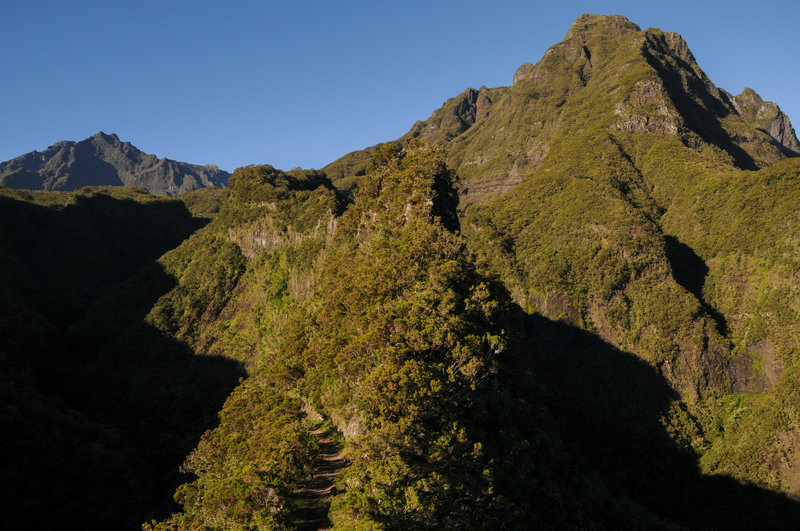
93, 131, 119, 141
0, 133, 229, 196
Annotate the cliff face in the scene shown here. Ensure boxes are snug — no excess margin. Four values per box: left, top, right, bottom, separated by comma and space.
734, 87, 800, 154
0, 132, 229, 196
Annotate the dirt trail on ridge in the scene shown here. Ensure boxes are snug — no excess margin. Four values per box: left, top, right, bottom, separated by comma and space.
295, 427, 346, 530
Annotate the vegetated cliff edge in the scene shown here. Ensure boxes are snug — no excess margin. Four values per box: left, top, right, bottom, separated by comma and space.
0, 132, 229, 196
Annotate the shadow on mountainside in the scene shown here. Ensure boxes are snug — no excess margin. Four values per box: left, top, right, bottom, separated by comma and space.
664, 235, 729, 336
0, 191, 209, 327
491, 310, 800, 529
642, 37, 758, 171
0, 193, 245, 529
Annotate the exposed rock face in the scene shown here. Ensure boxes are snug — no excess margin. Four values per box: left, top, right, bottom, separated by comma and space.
406, 87, 481, 143
613, 79, 684, 135
0, 132, 229, 196
663, 32, 696, 64
512, 62, 534, 85
735, 87, 800, 154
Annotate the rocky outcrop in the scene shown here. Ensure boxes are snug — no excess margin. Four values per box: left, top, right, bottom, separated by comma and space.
735, 88, 800, 154
513, 62, 535, 85
613, 79, 684, 135
407, 88, 481, 143
0, 132, 229, 196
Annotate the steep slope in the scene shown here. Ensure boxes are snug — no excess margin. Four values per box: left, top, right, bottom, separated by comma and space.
325, 14, 800, 497
399, 14, 796, 203
0, 132, 229, 196
464, 16, 800, 495
2, 164, 342, 528
6, 147, 800, 528
296, 145, 511, 527
140, 164, 345, 528
734, 87, 800, 155
144, 165, 341, 367
152, 145, 575, 528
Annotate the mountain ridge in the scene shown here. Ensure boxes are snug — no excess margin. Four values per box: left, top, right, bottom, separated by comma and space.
0, 132, 229, 196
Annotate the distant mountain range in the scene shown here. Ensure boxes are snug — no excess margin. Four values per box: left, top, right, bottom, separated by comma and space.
0, 132, 228, 196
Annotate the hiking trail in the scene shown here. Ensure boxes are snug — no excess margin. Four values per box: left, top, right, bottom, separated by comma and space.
295, 426, 346, 530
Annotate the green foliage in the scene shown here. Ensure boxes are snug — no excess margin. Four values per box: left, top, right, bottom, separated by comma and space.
145, 164, 340, 366
149, 165, 343, 527
149, 235, 246, 340
323, 12, 800, 500
0, 185, 245, 529
162, 378, 317, 529
177, 185, 226, 219
698, 394, 787, 490
291, 144, 513, 527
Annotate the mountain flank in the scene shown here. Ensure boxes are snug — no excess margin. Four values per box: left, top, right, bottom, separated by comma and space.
324, 13, 800, 503
0, 132, 229, 196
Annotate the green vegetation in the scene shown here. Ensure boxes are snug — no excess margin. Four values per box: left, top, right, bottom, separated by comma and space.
0, 185, 243, 529
159, 379, 318, 529
323, 12, 800, 510
299, 145, 510, 527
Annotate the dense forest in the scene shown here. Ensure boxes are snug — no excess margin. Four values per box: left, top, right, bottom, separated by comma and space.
4, 13, 800, 530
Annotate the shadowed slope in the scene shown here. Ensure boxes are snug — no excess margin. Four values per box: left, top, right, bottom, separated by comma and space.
492, 310, 800, 529
0, 189, 245, 529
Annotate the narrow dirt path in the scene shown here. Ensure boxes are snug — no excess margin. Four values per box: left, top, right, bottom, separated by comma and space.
295, 427, 346, 530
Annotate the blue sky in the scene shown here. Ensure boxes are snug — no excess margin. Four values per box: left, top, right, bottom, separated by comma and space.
1, 1, 798, 171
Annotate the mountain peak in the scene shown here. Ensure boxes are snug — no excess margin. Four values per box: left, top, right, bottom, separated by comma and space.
92, 131, 120, 142
0, 134, 229, 195
736, 87, 764, 106
661, 31, 696, 64
565, 14, 641, 40
734, 87, 800, 154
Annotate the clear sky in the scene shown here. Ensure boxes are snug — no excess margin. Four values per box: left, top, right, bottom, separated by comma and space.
2, 0, 798, 172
